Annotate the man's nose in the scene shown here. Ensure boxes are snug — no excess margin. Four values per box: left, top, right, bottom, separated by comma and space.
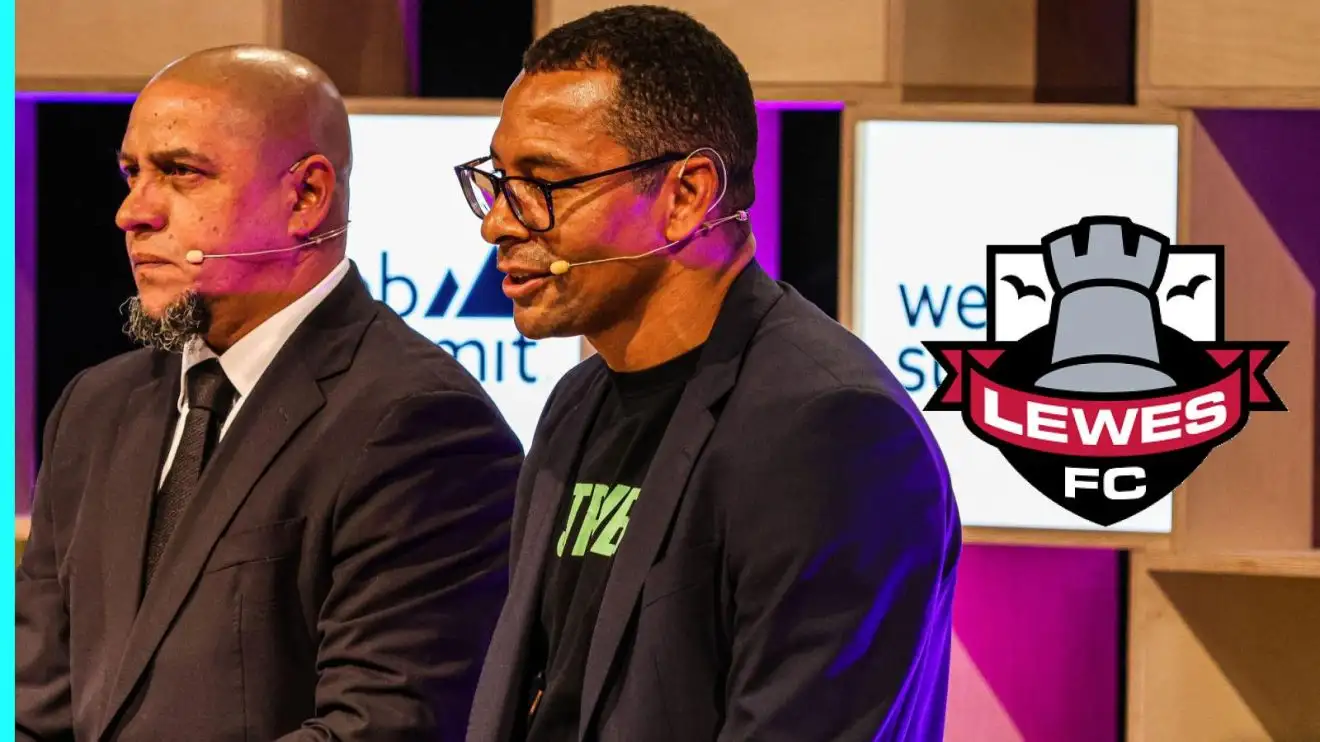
115, 182, 167, 234
479, 190, 531, 246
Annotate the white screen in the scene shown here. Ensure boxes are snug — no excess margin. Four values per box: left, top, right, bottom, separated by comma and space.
853, 119, 1181, 533
346, 113, 584, 449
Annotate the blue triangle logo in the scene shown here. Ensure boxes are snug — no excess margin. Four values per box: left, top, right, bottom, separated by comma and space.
458, 248, 514, 318
425, 271, 460, 317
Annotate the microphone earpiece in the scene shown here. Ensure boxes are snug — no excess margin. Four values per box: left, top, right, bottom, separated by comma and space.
183, 223, 350, 264
550, 260, 571, 276
721, 209, 749, 227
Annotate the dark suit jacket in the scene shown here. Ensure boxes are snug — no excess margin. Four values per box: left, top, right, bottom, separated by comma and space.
17, 264, 524, 742
467, 262, 961, 742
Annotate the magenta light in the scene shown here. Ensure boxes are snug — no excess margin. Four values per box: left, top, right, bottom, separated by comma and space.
757, 100, 845, 111
16, 91, 138, 104
751, 104, 782, 280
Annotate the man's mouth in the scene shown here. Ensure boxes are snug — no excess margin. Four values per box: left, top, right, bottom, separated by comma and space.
505, 269, 551, 285
130, 251, 173, 268
502, 268, 556, 300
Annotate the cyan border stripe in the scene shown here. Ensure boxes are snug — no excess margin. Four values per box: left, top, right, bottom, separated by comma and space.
4, 0, 22, 732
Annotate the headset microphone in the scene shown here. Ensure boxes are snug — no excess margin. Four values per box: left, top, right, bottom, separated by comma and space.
547, 209, 747, 276
185, 223, 350, 265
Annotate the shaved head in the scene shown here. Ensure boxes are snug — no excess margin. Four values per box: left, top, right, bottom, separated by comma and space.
147, 45, 353, 210
117, 45, 355, 353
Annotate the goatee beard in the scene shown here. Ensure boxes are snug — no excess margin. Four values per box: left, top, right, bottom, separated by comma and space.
122, 292, 211, 353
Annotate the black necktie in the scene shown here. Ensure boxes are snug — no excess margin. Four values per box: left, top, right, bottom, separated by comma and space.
143, 358, 237, 591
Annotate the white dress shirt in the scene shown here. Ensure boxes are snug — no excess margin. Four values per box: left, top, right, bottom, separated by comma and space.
158, 258, 351, 486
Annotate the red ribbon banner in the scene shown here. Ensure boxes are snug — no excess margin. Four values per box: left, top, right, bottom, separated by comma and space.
927, 347, 1278, 458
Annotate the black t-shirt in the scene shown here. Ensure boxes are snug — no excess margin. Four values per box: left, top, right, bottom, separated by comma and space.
522, 345, 702, 742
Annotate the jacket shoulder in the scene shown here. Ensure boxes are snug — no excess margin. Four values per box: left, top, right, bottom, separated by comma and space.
721, 289, 941, 471
743, 290, 912, 405
60, 348, 167, 407
352, 308, 502, 402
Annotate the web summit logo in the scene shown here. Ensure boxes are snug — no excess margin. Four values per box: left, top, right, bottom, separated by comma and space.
923, 216, 1287, 526
378, 248, 538, 383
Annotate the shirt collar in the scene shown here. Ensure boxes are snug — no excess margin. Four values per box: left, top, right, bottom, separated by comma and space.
177, 258, 351, 412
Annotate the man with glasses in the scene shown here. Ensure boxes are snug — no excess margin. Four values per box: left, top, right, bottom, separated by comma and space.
17, 46, 522, 741
461, 6, 961, 742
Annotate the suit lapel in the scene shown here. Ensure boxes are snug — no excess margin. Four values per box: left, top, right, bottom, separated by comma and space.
470, 373, 609, 742
578, 263, 784, 737
98, 265, 377, 740
96, 355, 177, 720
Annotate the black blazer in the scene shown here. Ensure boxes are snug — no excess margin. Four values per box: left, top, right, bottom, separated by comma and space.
468, 262, 961, 742
16, 264, 524, 742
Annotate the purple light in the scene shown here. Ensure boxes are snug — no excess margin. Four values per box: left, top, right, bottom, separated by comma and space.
399, 0, 421, 95
15, 91, 138, 104
953, 544, 1120, 742
749, 99, 843, 280
751, 104, 781, 280
16, 98, 37, 514
757, 99, 845, 111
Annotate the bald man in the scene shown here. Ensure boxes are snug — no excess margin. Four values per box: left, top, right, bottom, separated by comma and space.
16, 46, 522, 742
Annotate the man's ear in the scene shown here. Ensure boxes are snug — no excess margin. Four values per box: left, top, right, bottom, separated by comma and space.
665, 154, 721, 243
288, 154, 337, 238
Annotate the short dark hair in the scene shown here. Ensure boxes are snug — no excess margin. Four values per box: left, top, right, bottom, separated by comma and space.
523, 5, 757, 216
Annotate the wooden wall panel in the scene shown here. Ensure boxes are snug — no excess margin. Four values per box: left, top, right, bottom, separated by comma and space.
900, 0, 1036, 102
1140, 0, 1320, 107
1127, 553, 1270, 742
1128, 551, 1320, 741
1176, 116, 1317, 552
1034, 0, 1135, 103
537, 0, 897, 93
537, 0, 1137, 104
278, 0, 412, 96
16, 0, 271, 91
16, 0, 412, 96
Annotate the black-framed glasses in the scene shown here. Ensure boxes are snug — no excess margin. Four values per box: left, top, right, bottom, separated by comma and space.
454, 153, 685, 232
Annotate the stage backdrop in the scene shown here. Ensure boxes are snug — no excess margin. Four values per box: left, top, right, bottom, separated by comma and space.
848, 108, 1181, 535
345, 110, 581, 446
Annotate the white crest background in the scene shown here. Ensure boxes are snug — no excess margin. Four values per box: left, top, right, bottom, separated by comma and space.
853, 118, 1182, 532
